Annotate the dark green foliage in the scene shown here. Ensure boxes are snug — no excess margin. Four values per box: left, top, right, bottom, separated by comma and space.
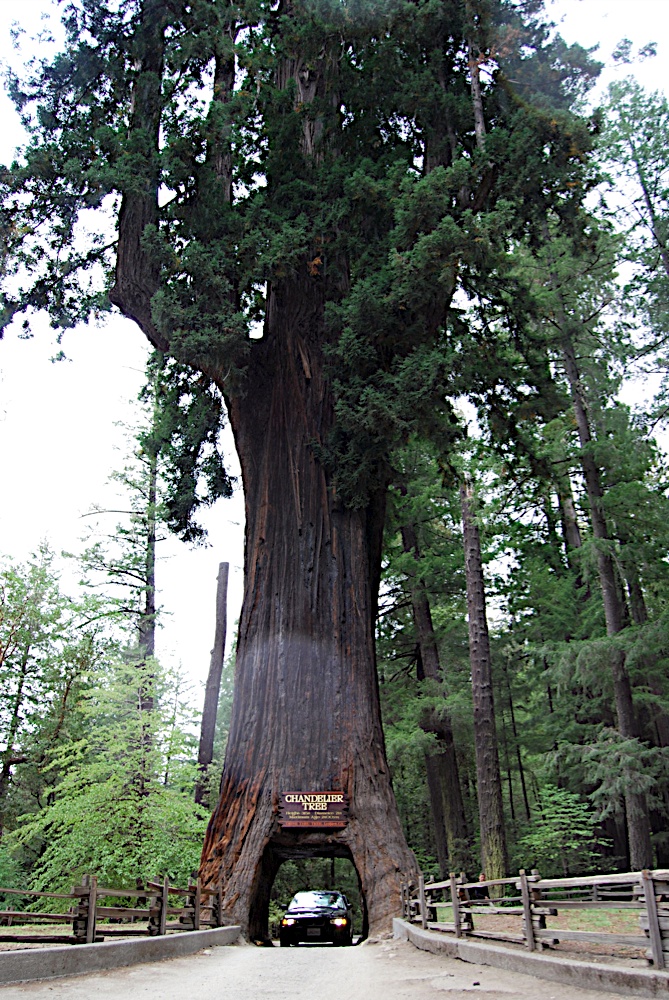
10, 658, 207, 894
1, 0, 602, 513
141, 355, 234, 542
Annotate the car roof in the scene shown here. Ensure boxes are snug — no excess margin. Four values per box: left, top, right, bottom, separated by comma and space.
292, 890, 341, 898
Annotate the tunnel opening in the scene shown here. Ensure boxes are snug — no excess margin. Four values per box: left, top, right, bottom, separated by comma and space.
247, 835, 368, 944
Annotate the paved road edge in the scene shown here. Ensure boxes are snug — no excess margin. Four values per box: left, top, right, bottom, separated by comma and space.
393, 918, 669, 997
0, 926, 241, 986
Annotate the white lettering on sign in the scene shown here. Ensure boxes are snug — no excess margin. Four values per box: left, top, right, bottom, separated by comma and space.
279, 791, 348, 828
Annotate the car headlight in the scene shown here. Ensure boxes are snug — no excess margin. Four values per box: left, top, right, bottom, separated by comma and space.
282, 918, 295, 926
330, 917, 347, 926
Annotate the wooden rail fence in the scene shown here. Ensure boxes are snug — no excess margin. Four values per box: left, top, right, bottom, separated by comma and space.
401, 868, 669, 969
0, 874, 226, 946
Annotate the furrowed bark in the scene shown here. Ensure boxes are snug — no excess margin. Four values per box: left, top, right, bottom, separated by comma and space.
459, 478, 508, 879
207, 45, 236, 204
195, 561, 228, 807
199, 269, 417, 938
107, 5, 416, 934
196, 28, 417, 937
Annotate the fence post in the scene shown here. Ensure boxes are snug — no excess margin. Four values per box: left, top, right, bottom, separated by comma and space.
217, 880, 224, 927
193, 878, 201, 931
418, 875, 427, 929
519, 870, 535, 952
642, 870, 664, 970
86, 875, 98, 944
449, 873, 462, 939
72, 875, 88, 943
159, 874, 169, 936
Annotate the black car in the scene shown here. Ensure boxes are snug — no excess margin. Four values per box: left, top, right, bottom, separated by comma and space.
279, 890, 353, 947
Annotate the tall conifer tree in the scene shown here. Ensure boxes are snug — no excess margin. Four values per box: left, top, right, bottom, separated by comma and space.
1, 0, 599, 935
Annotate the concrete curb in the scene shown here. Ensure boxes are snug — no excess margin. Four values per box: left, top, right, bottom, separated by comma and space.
0, 925, 241, 986
393, 918, 669, 998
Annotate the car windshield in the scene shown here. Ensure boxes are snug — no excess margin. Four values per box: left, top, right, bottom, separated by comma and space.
288, 891, 343, 910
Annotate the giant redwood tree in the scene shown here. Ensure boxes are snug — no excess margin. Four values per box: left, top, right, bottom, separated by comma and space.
1, 0, 599, 935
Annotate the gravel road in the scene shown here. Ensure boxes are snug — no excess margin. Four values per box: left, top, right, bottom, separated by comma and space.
0, 938, 632, 1000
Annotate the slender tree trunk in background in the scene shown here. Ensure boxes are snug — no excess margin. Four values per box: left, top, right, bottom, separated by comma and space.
623, 560, 648, 629
502, 661, 531, 822
619, 552, 669, 750
559, 328, 653, 868
542, 494, 564, 572
0, 648, 30, 837
137, 431, 158, 728
401, 521, 469, 876
631, 149, 669, 278
554, 478, 592, 602
424, 759, 449, 876
464, 1, 488, 157
499, 705, 515, 824
459, 479, 508, 879
195, 562, 229, 807
557, 481, 582, 558
138, 439, 157, 665
468, 41, 487, 155
135, 387, 160, 770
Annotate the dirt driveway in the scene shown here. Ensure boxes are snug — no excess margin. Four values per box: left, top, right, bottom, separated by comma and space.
0, 938, 635, 999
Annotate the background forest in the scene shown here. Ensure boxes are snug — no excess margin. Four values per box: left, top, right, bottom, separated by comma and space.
1, 0, 669, 908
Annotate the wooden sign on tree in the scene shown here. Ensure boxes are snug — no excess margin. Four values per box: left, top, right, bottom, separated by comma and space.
279, 792, 348, 829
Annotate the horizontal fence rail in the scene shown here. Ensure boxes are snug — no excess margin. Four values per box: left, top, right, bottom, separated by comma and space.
401, 868, 669, 970
0, 874, 226, 947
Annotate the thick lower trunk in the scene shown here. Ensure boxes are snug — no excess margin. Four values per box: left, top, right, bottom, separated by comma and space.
199, 277, 417, 937
459, 480, 508, 880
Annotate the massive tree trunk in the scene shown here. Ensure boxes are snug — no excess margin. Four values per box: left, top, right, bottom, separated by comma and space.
108, 2, 418, 938
459, 479, 508, 879
198, 275, 418, 938
400, 520, 469, 876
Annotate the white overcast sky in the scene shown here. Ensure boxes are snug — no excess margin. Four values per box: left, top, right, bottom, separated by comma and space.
0, 0, 667, 691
